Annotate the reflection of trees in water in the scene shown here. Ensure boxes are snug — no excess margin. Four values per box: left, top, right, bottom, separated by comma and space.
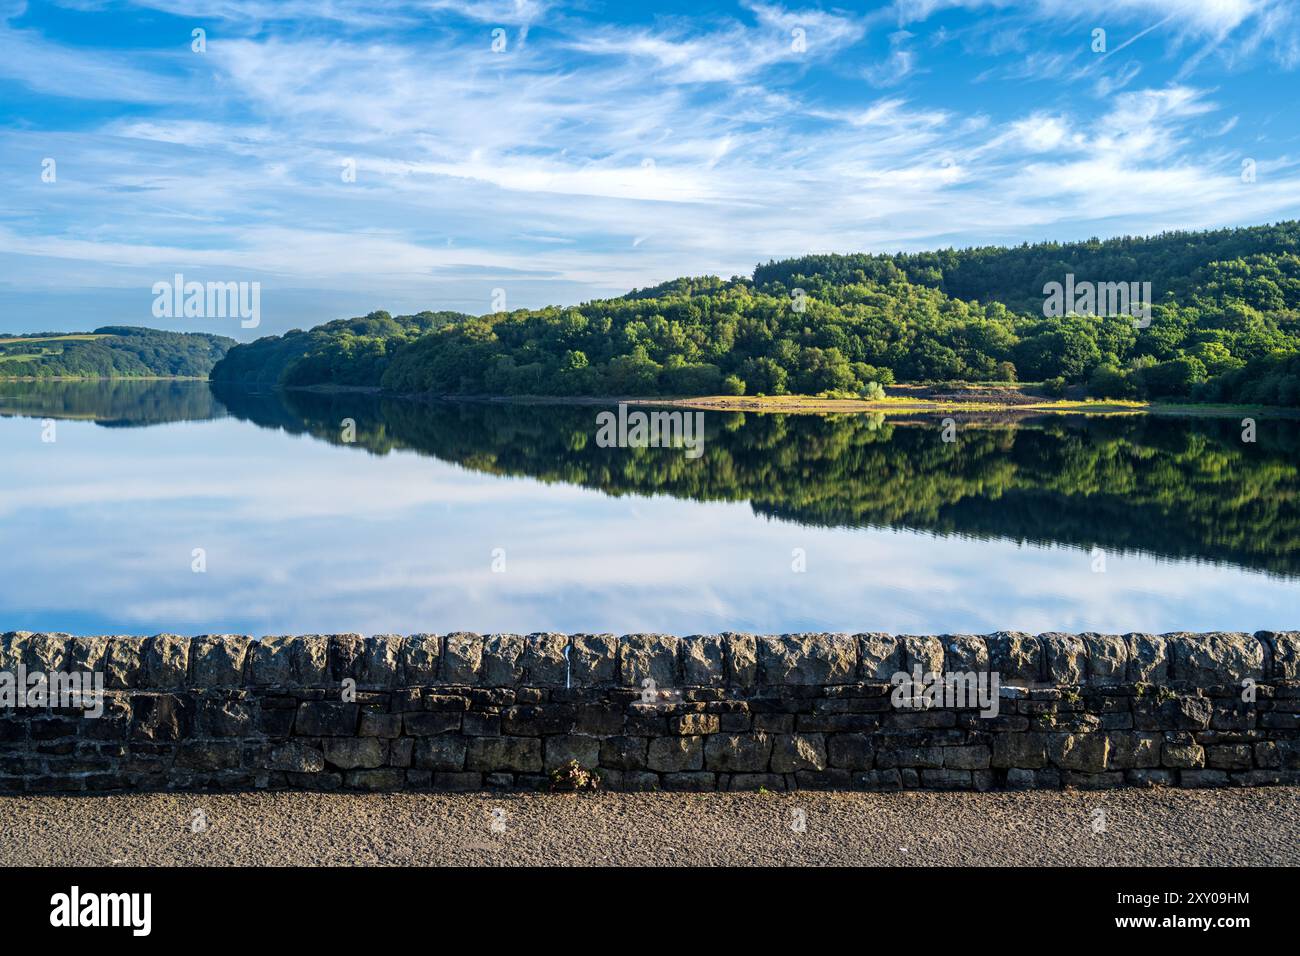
0, 379, 227, 426
210, 383, 1300, 577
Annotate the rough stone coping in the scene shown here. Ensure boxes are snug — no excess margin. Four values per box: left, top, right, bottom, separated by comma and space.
0, 631, 1295, 692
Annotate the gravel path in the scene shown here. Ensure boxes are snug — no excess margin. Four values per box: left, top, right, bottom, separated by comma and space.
2, 787, 1296, 866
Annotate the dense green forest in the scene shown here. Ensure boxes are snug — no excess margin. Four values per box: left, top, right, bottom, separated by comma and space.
209, 311, 468, 386
211, 220, 1299, 405
0, 327, 234, 379
210, 385, 1300, 576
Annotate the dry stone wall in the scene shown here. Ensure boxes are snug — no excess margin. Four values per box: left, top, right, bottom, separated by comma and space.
1, 631, 1298, 793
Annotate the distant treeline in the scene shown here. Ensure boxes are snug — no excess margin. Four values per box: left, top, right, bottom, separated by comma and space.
0, 327, 234, 379
199, 220, 1299, 407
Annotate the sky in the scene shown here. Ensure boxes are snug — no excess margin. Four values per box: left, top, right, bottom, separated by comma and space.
1, 0, 1299, 338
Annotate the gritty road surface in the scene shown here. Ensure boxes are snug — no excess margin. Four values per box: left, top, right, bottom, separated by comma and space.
1, 787, 1296, 866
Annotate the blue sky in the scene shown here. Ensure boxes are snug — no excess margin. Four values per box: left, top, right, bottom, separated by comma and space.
2, 0, 1299, 338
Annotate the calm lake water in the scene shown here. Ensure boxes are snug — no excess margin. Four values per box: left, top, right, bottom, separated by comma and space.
2, 380, 1297, 636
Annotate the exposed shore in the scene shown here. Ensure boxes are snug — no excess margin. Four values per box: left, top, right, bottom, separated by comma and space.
7, 376, 1294, 418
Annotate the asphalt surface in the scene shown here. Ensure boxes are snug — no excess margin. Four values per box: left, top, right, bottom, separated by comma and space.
1, 787, 1296, 866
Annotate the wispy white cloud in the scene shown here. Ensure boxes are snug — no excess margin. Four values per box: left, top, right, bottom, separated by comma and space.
1, 1, 1299, 334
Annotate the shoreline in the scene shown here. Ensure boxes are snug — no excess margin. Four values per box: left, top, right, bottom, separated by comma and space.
7, 375, 1297, 418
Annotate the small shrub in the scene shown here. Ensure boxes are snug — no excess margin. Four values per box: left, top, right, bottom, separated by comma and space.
549, 759, 601, 792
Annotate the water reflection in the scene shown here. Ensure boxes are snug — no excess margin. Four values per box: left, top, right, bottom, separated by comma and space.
210, 384, 1300, 578
1, 380, 1296, 635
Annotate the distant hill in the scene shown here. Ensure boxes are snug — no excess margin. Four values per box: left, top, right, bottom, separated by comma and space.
221, 221, 1300, 405
210, 310, 469, 387
0, 327, 235, 379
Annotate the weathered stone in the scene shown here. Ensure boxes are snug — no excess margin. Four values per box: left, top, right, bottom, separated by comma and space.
1126, 768, 1175, 787
1205, 744, 1253, 771
1170, 632, 1265, 685
921, 768, 972, 790
195, 698, 253, 737
944, 745, 991, 770
612, 771, 660, 791
986, 631, 1041, 682
359, 634, 403, 687
191, 635, 250, 687
295, 701, 358, 736
1050, 733, 1110, 772
671, 713, 719, 735
432, 771, 481, 791
769, 733, 826, 773
251, 636, 296, 685
1258, 631, 1299, 680
103, 637, 146, 689
443, 632, 483, 684
660, 772, 716, 791
400, 633, 441, 684
466, 737, 542, 773
682, 635, 725, 686
1255, 741, 1280, 769
0, 632, 30, 671
522, 633, 568, 686
1162, 733, 1205, 768
324, 737, 387, 770
827, 733, 875, 769
403, 712, 462, 736
599, 736, 648, 770
722, 633, 758, 686
1179, 769, 1229, 788
704, 733, 772, 772
328, 634, 365, 682
759, 633, 856, 685
175, 740, 241, 771
942, 634, 988, 673
1038, 633, 1086, 684
901, 635, 944, 676
481, 633, 524, 685
359, 711, 402, 738
413, 736, 467, 771
344, 769, 404, 791
1127, 633, 1169, 684
646, 735, 702, 772
25, 633, 70, 673
1061, 770, 1123, 790
619, 633, 681, 687
1005, 767, 1035, 789
1083, 634, 1129, 684
992, 732, 1049, 769
67, 635, 109, 673
140, 634, 189, 688
569, 633, 617, 686
544, 735, 600, 772
858, 633, 903, 681
573, 704, 623, 735
875, 745, 944, 769
264, 742, 325, 773
130, 695, 190, 741
1106, 733, 1159, 769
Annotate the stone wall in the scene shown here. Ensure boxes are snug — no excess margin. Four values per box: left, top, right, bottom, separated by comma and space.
2, 631, 1298, 793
